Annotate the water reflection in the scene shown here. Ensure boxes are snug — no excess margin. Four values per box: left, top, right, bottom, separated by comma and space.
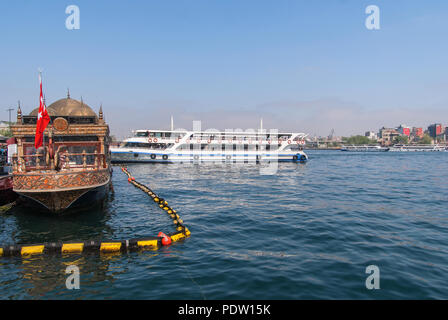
7, 191, 115, 245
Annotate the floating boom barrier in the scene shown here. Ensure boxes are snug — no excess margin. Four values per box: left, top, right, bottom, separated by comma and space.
0, 166, 190, 258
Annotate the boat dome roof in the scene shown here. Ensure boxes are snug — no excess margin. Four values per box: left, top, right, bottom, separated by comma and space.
29, 96, 98, 118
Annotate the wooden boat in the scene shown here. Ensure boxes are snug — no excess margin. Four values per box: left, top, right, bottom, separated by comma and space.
0, 172, 17, 207
10, 94, 112, 213
0, 139, 18, 206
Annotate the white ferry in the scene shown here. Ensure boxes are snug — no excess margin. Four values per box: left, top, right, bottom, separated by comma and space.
111, 129, 308, 163
341, 145, 390, 152
389, 144, 446, 152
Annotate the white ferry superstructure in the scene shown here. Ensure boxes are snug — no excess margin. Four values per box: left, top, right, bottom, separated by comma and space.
389, 144, 447, 152
111, 129, 308, 163
341, 145, 390, 152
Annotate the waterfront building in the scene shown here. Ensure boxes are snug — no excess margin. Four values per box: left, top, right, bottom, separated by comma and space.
365, 131, 377, 140
411, 127, 424, 139
428, 123, 443, 139
0, 121, 9, 131
397, 125, 411, 137
378, 127, 400, 146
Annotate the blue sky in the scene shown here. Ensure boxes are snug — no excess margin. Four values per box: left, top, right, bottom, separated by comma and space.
1, 0, 448, 138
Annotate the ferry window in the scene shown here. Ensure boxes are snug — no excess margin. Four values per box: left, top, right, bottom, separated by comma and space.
266, 145, 270, 151
155, 132, 162, 138
233, 145, 236, 151
244, 144, 248, 151
165, 132, 171, 138
136, 131, 149, 137
124, 142, 152, 148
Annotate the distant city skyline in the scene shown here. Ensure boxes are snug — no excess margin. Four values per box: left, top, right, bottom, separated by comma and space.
1, 0, 448, 139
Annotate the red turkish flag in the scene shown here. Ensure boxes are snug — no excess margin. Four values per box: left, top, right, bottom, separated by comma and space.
34, 73, 51, 149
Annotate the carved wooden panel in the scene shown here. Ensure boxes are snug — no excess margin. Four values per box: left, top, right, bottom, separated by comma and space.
13, 170, 110, 191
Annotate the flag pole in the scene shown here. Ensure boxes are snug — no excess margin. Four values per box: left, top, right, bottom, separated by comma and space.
39, 71, 45, 153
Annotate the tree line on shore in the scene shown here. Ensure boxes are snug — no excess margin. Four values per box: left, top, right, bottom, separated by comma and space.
342, 134, 433, 145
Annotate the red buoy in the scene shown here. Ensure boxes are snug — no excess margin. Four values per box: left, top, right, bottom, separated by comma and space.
158, 232, 172, 246
161, 236, 172, 246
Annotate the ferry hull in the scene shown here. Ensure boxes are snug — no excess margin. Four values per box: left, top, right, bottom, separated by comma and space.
341, 146, 390, 152
389, 147, 446, 152
111, 151, 308, 163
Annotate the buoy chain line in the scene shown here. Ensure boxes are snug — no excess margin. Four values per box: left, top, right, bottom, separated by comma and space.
0, 167, 190, 258
121, 166, 190, 245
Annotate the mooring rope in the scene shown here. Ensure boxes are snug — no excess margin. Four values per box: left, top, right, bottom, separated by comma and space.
0, 167, 190, 258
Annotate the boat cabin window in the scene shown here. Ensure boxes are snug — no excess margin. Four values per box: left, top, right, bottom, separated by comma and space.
135, 131, 149, 137
124, 142, 152, 148
123, 142, 172, 149
147, 132, 165, 138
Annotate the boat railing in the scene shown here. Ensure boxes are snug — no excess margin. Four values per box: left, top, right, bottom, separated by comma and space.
149, 136, 305, 143
12, 151, 108, 173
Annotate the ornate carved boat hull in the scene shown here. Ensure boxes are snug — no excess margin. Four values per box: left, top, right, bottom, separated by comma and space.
13, 169, 111, 213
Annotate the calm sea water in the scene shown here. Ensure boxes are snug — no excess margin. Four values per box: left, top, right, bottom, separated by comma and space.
1, 150, 448, 299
